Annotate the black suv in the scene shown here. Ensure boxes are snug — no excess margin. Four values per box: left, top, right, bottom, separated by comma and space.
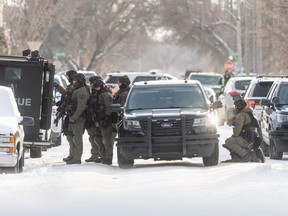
115, 80, 222, 168
260, 78, 288, 159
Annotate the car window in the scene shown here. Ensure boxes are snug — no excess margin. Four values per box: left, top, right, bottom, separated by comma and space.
133, 76, 157, 83
251, 81, 274, 97
127, 86, 207, 109
235, 80, 251, 91
189, 75, 221, 85
105, 75, 119, 84
278, 84, 288, 104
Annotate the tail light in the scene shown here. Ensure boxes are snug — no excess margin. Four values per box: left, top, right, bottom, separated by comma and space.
246, 99, 260, 110
229, 91, 241, 97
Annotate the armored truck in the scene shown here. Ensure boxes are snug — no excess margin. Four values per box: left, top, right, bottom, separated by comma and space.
0, 50, 59, 158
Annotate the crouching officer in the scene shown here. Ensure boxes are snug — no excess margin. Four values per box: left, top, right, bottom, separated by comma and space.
222, 99, 264, 163
92, 79, 114, 165
65, 73, 89, 164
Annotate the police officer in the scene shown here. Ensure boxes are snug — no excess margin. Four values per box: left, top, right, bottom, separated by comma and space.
54, 69, 77, 162
222, 99, 264, 163
65, 73, 89, 164
113, 75, 130, 106
92, 79, 114, 165
84, 75, 103, 163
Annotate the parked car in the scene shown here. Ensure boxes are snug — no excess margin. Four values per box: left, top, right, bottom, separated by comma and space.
104, 71, 177, 95
218, 76, 253, 125
114, 80, 222, 168
187, 72, 222, 98
0, 86, 34, 173
244, 76, 281, 120
259, 78, 288, 159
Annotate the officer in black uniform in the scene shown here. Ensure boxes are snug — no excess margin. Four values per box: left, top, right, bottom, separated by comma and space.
65, 73, 89, 164
92, 79, 114, 165
54, 70, 77, 162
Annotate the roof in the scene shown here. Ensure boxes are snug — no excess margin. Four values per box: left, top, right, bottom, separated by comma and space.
132, 79, 200, 87
188, 72, 222, 76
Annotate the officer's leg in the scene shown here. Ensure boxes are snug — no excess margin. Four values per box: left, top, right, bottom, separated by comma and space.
65, 134, 74, 160
225, 136, 250, 157
72, 118, 85, 161
94, 126, 106, 160
101, 125, 114, 164
86, 126, 100, 161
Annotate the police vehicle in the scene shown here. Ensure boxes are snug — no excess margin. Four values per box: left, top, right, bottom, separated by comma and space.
115, 80, 222, 168
0, 50, 60, 158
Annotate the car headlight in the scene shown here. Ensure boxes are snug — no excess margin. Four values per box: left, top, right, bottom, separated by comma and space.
123, 119, 141, 130
0, 136, 15, 153
277, 114, 288, 123
194, 117, 208, 126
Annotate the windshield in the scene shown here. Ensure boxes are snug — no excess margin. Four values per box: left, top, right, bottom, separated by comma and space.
189, 74, 221, 85
126, 86, 207, 110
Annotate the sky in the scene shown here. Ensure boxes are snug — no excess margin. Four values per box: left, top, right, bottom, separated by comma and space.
1, 125, 288, 216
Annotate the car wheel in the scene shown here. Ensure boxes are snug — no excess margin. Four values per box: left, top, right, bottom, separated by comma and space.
30, 147, 42, 158
269, 139, 283, 160
203, 144, 219, 166
117, 147, 134, 169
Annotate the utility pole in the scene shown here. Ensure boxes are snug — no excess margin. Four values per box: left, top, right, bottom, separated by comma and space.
236, 0, 243, 74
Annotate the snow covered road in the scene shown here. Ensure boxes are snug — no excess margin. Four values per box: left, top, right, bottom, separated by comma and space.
1, 125, 288, 216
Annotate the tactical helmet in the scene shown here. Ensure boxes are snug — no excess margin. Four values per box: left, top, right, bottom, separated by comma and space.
66, 70, 77, 79
118, 75, 130, 85
89, 75, 102, 84
234, 99, 247, 110
93, 79, 105, 88
72, 73, 86, 85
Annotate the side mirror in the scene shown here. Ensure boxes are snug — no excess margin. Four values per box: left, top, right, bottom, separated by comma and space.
272, 96, 280, 106
209, 95, 214, 103
211, 100, 222, 109
111, 103, 122, 112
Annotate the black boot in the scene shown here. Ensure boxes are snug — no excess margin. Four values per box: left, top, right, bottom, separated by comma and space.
63, 156, 73, 162
66, 159, 81, 164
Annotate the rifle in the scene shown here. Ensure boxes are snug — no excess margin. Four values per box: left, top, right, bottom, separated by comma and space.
54, 85, 74, 126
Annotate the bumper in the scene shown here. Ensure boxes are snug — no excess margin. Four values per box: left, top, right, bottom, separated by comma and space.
0, 153, 17, 167
270, 131, 288, 152
116, 134, 219, 160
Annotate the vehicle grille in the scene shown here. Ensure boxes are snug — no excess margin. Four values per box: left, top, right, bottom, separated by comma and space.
140, 117, 194, 136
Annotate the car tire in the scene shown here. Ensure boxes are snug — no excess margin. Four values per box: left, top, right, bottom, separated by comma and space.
117, 147, 134, 169
202, 144, 219, 166
269, 139, 283, 160
30, 147, 42, 158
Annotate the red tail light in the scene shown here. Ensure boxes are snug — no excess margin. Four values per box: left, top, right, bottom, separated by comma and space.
229, 91, 241, 97
246, 99, 255, 109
